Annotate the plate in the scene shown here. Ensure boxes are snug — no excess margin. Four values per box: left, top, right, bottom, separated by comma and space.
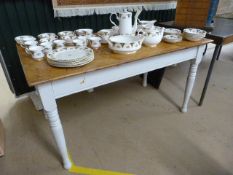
163, 34, 182, 43
46, 47, 94, 67
164, 28, 181, 35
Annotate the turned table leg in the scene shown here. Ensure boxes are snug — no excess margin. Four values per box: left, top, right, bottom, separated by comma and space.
181, 60, 199, 113
36, 83, 72, 169
181, 45, 204, 112
142, 73, 148, 87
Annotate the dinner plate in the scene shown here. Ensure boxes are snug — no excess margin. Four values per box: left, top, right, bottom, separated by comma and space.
46, 47, 94, 67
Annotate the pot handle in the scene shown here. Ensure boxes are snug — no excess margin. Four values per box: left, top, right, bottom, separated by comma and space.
110, 13, 118, 27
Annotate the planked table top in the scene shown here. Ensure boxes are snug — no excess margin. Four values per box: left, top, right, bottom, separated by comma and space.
17, 39, 212, 87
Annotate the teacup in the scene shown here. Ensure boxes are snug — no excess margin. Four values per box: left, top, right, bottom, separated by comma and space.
38, 33, 57, 39
24, 41, 38, 54
28, 46, 44, 60
21, 37, 36, 48
53, 40, 65, 48
73, 38, 87, 47
58, 31, 75, 37
40, 37, 56, 43
15, 35, 35, 45
40, 42, 53, 54
60, 35, 77, 45
89, 36, 101, 49
75, 29, 93, 37
97, 29, 112, 43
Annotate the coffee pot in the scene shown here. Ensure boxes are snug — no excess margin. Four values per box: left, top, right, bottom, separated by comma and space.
110, 9, 141, 35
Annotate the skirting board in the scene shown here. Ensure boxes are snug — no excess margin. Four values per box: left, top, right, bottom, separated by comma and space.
0, 119, 4, 156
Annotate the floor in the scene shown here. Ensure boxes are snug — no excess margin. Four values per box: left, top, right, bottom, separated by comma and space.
0, 43, 233, 175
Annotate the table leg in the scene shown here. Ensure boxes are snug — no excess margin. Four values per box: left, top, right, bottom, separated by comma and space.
36, 84, 72, 169
203, 44, 208, 56
29, 92, 43, 111
142, 73, 148, 87
216, 45, 222, 61
181, 60, 199, 112
199, 44, 222, 106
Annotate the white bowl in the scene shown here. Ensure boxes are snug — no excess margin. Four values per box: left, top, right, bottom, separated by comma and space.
108, 35, 144, 54
183, 28, 206, 41
143, 27, 165, 47
163, 34, 182, 43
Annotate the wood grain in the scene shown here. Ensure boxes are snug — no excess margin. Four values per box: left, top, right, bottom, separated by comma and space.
175, 0, 211, 28
18, 39, 212, 87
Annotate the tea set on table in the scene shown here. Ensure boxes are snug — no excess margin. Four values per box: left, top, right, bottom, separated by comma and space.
15, 9, 207, 68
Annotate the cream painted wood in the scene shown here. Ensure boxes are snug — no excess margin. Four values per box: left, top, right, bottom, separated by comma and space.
29, 92, 43, 111
143, 73, 148, 87
34, 44, 205, 169
181, 45, 204, 112
51, 47, 198, 99
36, 84, 72, 169
87, 88, 94, 93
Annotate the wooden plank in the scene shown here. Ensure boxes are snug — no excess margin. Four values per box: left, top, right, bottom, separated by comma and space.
0, 119, 4, 157
17, 39, 212, 87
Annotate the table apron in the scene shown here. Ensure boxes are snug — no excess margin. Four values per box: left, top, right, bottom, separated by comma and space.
49, 47, 199, 99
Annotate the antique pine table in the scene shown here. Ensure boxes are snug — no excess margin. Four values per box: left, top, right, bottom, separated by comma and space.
17, 39, 211, 169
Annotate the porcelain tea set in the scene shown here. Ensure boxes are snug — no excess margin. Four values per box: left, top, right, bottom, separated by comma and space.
15, 9, 207, 67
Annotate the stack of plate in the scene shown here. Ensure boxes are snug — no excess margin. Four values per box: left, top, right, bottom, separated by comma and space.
47, 47, 94, 68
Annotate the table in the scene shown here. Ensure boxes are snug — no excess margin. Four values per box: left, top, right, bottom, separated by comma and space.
159, 17, 233, 105
18, 39, 211, 169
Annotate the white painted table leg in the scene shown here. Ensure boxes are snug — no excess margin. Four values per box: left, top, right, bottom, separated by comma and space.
181, 60, 199, 113
37, 83, 72, 169
87, 88, 94, 93
143, 72, 148, 87
29, 92, 43, 111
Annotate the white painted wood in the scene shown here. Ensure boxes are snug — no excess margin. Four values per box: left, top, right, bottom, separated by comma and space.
181, 45, 205, 112
34, 44, 205, 169
29, 92, 43, 111
52, 47, 198, 99
143, 73, 148, 87
87, 88, 94, 93
36, 83, 72, 169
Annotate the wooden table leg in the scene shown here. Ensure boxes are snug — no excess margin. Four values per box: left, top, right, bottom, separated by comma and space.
182, 45, 204, 112
37, 83, 72, 169
181, 60, 199, 112
199, 44, 222, 106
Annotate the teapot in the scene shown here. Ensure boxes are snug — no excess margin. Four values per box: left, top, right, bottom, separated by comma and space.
110, 9, 141, 35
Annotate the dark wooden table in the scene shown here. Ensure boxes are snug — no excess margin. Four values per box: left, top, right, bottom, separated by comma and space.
158, 17, 233, 105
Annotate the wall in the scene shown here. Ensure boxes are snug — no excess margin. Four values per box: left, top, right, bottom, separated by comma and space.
217, 0, 233, 14
0, 0, 175, 96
